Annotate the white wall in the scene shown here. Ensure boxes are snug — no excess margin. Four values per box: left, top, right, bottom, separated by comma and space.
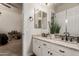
23, 3, 54, 56
0, 4, 22, 33
55, 3, 79, 13
55, 5, 79, 35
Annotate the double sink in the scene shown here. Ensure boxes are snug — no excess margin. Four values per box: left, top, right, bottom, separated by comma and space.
41, 33, 79, 44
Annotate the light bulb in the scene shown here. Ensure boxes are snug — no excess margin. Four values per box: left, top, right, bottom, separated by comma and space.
65, 19, 68, 24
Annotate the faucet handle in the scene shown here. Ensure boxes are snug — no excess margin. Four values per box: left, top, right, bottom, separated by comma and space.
64, 32, 70, 36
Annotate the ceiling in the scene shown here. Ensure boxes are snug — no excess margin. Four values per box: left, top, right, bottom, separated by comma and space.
0, 3, 22, 9
51, 3, 63, 8
11, 3, 22, 9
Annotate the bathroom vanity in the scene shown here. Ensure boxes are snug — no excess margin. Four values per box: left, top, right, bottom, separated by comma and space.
32, 35, 79, 56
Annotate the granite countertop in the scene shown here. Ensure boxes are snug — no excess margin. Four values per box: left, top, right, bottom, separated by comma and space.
33, 35, 79, 51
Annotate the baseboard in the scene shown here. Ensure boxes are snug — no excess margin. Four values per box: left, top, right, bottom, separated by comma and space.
28, 52, 33, 56
22, 52, 33, 56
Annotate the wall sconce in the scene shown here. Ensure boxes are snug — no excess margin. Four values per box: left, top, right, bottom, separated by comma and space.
28, 16, 33, 21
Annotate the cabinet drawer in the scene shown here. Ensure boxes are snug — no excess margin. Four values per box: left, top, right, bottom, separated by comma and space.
51, 43, 79, 56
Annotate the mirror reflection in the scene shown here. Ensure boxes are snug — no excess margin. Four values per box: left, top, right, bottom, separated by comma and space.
34, 9, 47, 29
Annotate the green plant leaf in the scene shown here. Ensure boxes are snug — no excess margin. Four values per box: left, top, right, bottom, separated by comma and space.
50, 16, 61, 34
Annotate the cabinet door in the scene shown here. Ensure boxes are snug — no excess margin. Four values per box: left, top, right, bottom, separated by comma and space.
33, 38, 37, 53
33, 39, 42, 56
50, 43, 79, 56
42, 41, 55, 56
42, 42, 50, 56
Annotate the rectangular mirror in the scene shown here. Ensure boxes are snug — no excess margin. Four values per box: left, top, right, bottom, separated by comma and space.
34, 9, 47, 29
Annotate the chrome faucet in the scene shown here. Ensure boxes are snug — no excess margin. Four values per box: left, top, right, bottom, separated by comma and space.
64, 32, 70, 41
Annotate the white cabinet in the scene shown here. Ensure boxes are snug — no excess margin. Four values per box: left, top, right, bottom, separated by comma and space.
53, 44, 79, 56
41, 42, 50, 56
49, 42, 79, 56
33, 38, 79, 56
33, 38, 55, 56
33, 38, 42, 56
42, 41, 55, 56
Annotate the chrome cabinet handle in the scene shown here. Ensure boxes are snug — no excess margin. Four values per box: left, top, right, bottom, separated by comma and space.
59, 50, 65, 53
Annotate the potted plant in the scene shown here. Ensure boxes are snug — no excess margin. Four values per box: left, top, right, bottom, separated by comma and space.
50, 14, 61, 38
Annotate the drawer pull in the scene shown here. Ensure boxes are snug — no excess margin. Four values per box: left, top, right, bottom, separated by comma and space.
59, 50, 65, 53
50, 53, 53, 55
48, 51, 50, 54
43, 43, 47, 46
38, 46, 40, 48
